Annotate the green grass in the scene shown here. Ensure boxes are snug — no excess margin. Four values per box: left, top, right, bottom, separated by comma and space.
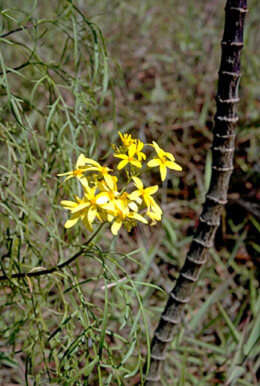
0, 0, 259, 384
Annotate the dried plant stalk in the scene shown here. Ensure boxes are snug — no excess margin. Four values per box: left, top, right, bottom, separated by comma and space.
145, 0, 248, 383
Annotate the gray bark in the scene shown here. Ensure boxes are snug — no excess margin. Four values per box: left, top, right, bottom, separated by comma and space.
145, 1, 248, 383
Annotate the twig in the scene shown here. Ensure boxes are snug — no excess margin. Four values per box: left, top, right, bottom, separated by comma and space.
0, 24, 34, 39
0, 61, 31, 76
0, 224, 104, 282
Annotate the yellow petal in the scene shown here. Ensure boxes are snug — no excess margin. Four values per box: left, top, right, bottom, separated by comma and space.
83, 158, 100, 167
145, 185, 158, 195
107, 213, 114, 222
130, 159, 142, 168
160, 165, 167, 181
117, 159, 128, 170
103, 202, 116, 212
128, 144, 136, 158
146, 210, 161, 222
104, 174, 114, 189
85, 166, 99, 172
136, 140, 144, 151
116, 199, 125, 212
114, 154, 127, 159
71, 203, 90, 214
128, 202, 138, 212
132, 176, 143, 190
88, 207, 97, 224
60, 200, 78, 209
143, 196, 151, 208
165, 152, 175, 161
80, 177, 89, 191
150, 198, 162, 215
57, 171, 73, 176
128, 190, 141, 201
130, 212, 148, 224
165, 161, 182, 171
64, 216, 79, 228
76, 154, 88, 168
152, 141, 163, 156
111, 220, 122, 235
147, 158, 160, 167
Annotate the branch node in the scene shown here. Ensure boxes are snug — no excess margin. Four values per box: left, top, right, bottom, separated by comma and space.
216, 116, 239, 123
229, 7, 248, 13
181, 272, 198, 283
216, 96, 240, 103
154, 332, 173, 343
169, 292, 190, 304
161, 315, 180, 325
206, 194, 227, 205
221, 41, 244, 47
219, 70, 240, 78
212, 146, 234, 152
215, 133, 236, 138
193, 238, 213, 248
145, 375, 161, 383
187, 255, 207, 265
212, 165, 234, 171
199, 216, 220, 226
151, 353, 166, 361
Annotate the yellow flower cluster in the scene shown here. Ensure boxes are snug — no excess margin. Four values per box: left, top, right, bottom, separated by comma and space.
59, 132, 182, 235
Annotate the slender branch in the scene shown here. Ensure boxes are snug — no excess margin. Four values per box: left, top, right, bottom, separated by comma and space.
0, 224, 104, 282
145, 1, 248, 383
0, 61, 31, 76
0, 24, 34, 39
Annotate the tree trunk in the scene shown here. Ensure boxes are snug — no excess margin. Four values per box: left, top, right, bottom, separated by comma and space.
145, 1, 248, 383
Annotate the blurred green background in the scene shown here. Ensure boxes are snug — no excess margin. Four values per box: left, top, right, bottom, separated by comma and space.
0, 1, 259, 384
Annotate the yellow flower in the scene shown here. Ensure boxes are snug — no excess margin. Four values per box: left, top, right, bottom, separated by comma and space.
147, 141, 182, 181
66, 185, 108, 230
60, 134, 183, 235
114, 144, 142, 170
103, 198, 129, 235
118, 132, 136, 147
129, 176, 162, 220
58, 154, 89, 181
83, 186, 109, 224
61, 196, 91, 230
129, 177, 157, 206
84, 159, 114, 188
103, 193, 147, 235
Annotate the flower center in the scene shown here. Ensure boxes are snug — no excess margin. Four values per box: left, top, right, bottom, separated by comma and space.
160, 156, 166, 164
73, 169, 83, 176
